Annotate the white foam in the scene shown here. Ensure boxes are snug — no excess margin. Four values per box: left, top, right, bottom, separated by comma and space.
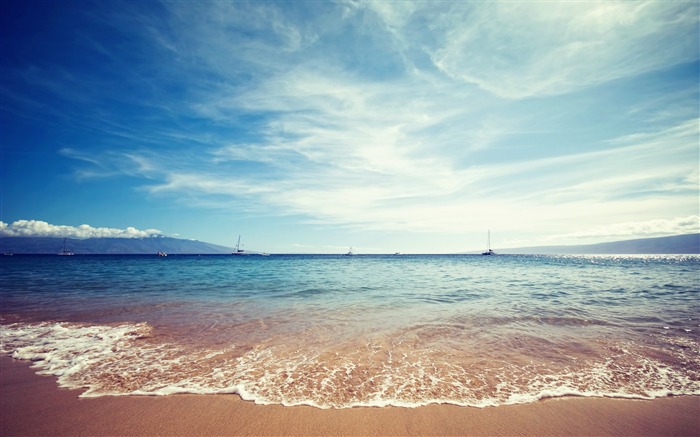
1, 322, 154, 394
2, 321, 699, 409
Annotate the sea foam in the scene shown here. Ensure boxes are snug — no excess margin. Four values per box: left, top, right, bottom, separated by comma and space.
2, 320, 699, 408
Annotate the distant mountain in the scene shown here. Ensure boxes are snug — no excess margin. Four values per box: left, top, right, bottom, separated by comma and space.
0, 236, 235, 255
2, 233, 698, 256
496, 233, 699, 255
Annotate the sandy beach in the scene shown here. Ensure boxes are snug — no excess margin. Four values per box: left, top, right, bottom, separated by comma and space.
1, 356, 698, 436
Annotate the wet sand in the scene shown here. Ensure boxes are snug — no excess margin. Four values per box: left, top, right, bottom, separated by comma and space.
1, 356, 698, 436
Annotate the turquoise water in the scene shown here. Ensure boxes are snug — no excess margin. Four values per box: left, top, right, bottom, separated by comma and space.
1, 254, 698, 408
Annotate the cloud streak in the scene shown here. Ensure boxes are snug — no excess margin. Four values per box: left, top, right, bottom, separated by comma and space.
420, 1, 699, 99
546, 216, 700, 241
129, 113, 698, 235
20, 0, 697, 248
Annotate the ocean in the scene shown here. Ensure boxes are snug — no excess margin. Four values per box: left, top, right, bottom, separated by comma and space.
1, 254, 698, 409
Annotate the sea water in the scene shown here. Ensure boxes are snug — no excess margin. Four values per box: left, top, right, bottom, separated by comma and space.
1, 254, 698, 408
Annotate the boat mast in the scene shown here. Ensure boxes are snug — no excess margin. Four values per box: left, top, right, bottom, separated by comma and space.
232, 235, 246, 255
58, 237, 74, 255
482, 230, 494, 255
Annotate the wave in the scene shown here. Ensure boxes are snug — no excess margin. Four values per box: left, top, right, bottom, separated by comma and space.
2, 320, 698, 409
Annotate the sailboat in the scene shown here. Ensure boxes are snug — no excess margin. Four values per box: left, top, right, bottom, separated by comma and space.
232, 235, 246, 255
344, 247, 355, 256
58, 238, 74, 256
481, 230, 495, 256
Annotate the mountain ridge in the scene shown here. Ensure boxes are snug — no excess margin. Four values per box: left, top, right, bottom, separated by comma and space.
0, 236, 234, 255
1, 233, 698, 255
485, 233, 699, 255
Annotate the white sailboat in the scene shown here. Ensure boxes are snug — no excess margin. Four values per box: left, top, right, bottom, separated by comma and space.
344, 247, 355, 256
58, 238, 74, 256
482, 230, 495, 256
232, 235, 246, 255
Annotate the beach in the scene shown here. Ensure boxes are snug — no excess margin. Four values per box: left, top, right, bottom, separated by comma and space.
2, 356, 698, 436
2, 255, 699, 435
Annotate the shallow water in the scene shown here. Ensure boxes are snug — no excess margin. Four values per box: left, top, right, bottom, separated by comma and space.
1, 254, 698, 408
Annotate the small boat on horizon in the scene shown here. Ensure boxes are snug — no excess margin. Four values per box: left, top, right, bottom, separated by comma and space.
231, 235, 270, 256
232, 235, 246, 255
58, 238, 74, 256
157, 251, 168, 257
482, 230, 495, 256
344, 247, 355, 256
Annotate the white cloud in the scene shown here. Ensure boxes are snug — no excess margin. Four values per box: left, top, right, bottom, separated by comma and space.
53, 1, 698, 248
547, 216, 700, 241
363, 1, 699, 99
113, 105, 697, 239
474, 118, 700, 204
0, 220, 162, 239
462, 2, 695, 98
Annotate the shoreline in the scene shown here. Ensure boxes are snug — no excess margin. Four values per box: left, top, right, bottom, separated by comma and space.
2, 356, 698, 436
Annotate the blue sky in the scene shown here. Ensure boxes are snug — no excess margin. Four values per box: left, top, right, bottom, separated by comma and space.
1, 0, 698, 253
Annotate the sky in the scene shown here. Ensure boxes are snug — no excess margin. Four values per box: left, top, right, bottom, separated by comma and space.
1, 0, 698, 254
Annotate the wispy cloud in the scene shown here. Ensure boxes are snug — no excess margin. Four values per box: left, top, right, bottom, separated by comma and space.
422, 1, 699, 99
546, 216, 700, 242
119, 112, 697, 236
44, 1, 698, 246
60, 148, 160, 180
